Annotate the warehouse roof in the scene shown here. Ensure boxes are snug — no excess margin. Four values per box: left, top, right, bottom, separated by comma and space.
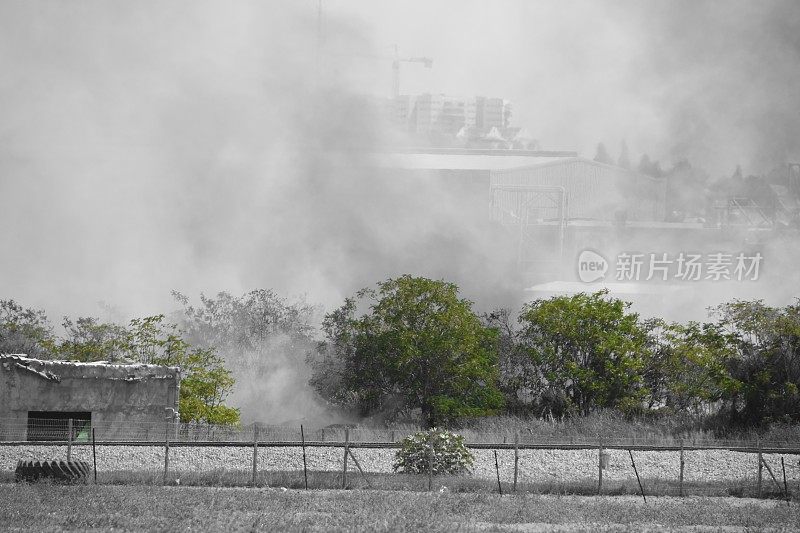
370, 148, 577, 171
491, 157, 663, 183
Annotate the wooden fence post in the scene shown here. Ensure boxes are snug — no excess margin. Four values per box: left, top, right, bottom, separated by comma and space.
679, 443, 685, 497
629, 449, 646, 503
513, 431, 519, 493
347, 448, 373, 488
342, 428, 349, 489
494, 450, 503, 495
781, 457, 789, 506
757, 442, 763, 498
762, 456, 783, 494
597, 439, 603, 494
251, 424, 259, 486
164, 407, 175, 485
92, 427, 97, 484
164, 408, 171, 485
301, 425, 308, 490
67, 418, 73, 462
428, 430, 434, 492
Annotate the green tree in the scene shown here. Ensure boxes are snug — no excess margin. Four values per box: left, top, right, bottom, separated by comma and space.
0, 299, 55, 358
308, 297, 357, 408
56, 314, 239, 424
310, 276, 504, 427
517, 291, 650, 416
57, 317, 130, 362
641, 319, 735, 414
638, 154, 663, 177
172, 289, 317, 358
593, 142, 614, 165
482, 308, 545, 415
711, 300, 800, 426
124, 315, 240, 424
618, 140, 631, 169
173, 289, 318, 422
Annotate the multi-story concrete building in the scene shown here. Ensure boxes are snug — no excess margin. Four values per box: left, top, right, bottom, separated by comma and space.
382, 93, 512, 140
466, 96, 508, 130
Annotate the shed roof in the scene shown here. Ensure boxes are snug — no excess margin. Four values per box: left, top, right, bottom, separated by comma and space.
0, 353, 180, 382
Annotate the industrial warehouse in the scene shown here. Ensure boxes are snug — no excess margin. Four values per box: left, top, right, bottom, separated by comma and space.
374, 147, 799, 310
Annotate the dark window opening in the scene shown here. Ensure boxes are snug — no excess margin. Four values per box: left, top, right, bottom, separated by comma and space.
27, 411, 92, 441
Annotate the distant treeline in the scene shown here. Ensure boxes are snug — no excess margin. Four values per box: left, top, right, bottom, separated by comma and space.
308, 276, 799, 430
2, 277, 799, 432
593, 140, 799, 226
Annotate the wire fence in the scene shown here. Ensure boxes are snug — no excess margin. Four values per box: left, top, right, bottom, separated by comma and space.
2, 418, 799, 499
2, 417, 800, 451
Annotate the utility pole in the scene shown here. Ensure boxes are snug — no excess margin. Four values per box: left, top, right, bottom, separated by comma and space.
315, 0, 323, 84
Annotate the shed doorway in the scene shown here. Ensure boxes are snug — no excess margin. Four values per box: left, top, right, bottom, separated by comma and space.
27, 411, 92, 441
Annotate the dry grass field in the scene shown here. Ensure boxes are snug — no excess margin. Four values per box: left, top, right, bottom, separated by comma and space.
0, 483, 798, 532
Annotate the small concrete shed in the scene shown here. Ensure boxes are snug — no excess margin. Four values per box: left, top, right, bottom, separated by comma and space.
0, 354, 180, 441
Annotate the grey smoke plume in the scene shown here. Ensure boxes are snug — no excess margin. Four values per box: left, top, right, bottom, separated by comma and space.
626, 0, 800, 174
0, 1, 519, 321
1, 1, 799, 421
0, 1, 518, 422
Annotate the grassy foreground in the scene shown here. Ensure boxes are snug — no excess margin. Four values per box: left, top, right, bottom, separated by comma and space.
0, 483, 798, 532
3, 468, 790, 500
2, 467, 795, 502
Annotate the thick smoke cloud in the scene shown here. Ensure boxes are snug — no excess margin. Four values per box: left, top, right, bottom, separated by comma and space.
0, 1, 519, 323
0, 1, 519, 422
1, 1, 799, 421
626, 0, 800, 174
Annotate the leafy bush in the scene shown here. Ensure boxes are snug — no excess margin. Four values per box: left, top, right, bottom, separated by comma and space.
393, 429, 473, 475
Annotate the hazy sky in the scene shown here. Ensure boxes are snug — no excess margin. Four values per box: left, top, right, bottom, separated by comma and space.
326, 0, 656, 154
1, 0, 799, 324
325, 0, 800, 172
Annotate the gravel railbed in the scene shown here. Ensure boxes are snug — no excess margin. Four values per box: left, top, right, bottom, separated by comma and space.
3, 445, 799, 486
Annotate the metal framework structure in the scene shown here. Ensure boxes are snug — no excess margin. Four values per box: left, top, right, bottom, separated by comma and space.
490, 185, 567, 276
789, 162, 800, 197
717, 197, 774, 227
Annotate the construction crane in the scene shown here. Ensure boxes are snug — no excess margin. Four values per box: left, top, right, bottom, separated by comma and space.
314, 4, 431, 95
322, 42, 432, 97
390, 45, 432, 98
